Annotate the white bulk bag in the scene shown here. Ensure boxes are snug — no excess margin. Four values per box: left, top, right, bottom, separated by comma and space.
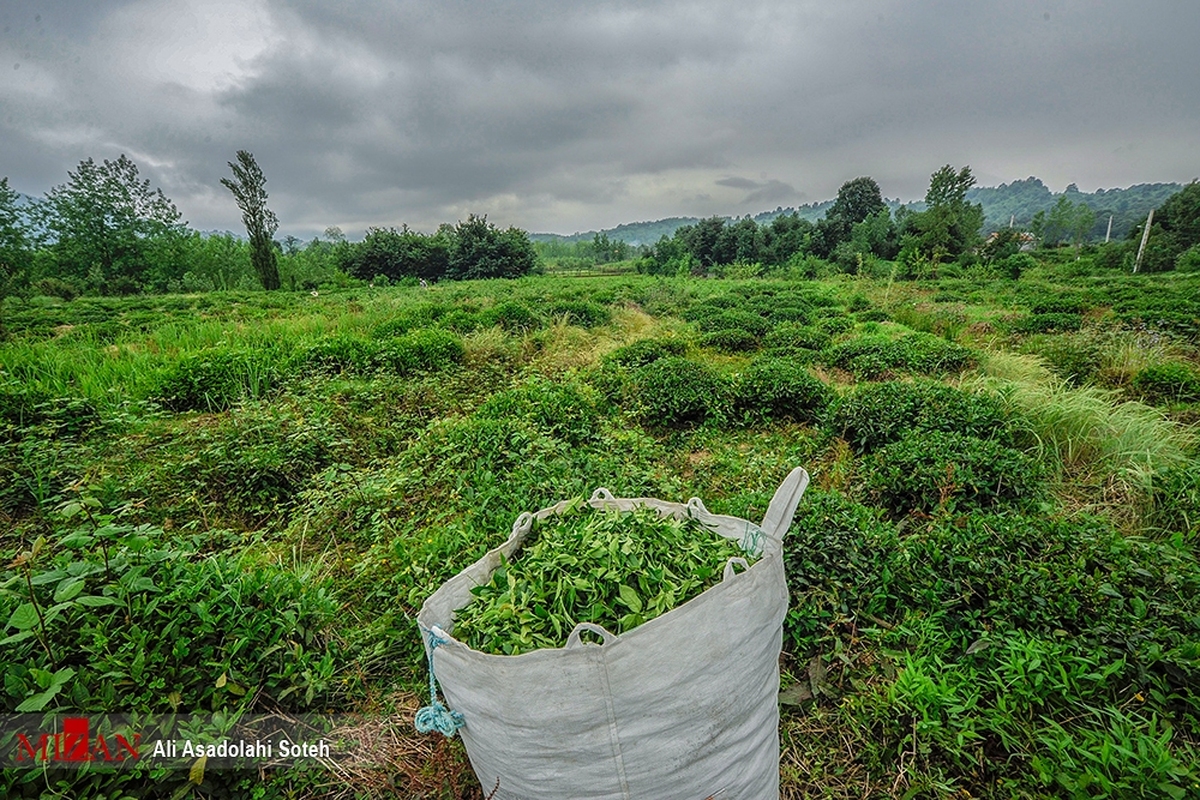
416, 466, 809, 800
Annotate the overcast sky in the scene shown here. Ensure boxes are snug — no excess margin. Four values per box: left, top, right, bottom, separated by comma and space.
2, 1, 1197, 238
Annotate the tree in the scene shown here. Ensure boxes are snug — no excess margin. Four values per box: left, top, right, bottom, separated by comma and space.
0, 177, 36, 333
899, 165, 984, 267
42, 155, 186, 293
221, 151, 280, 290
813, 177, 887, 258
445, 215, 538, 280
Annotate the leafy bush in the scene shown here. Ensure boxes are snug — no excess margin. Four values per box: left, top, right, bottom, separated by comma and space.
865, 431, 1043, 516
999, 252, 1037, 279
822, 333, 975, 378
1012, 313, 1084, 334
479, 300, 544, 333
1149, 460, 1200, 540
604, 338, 688, 369
830, 380, 1012, 453
474, 377, 600, 445
1131, 361, 1200, 405
1030, 296, 1089, 315
1028, 334, 1104, 386
32, 277, 79, 301
291, 335, 376, 377
765, 305, 812, 324
763, 323, 831, 354
630, 357, 730, 428
545, 300, 611, 328
698, 328, 760, 353
370, 304, 447, 339
695, 308, 772, 337
732, 358, 832, 425
0, 517, 341, 713
815, 315, 854, 335
154, 348, 286, 412
372, 329, 465, 374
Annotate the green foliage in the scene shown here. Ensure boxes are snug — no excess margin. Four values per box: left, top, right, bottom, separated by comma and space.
292, 335, 376, 377
1012, 312, 1085, 334
604, 338, 688, 368
694, 308, 773, 337
445, 214, 539, 280
1131, 362, 1200, 405
998, 252, 1036, 279
1149, 460, 1200, 540
732, 358, 832, 425
699, 327, 761, 353
373, 328, 465, 374
474, 377, 600, 446
763, 323, 831, 354
342, 225, 451, 283
41, 155, 188, 294
221, 150, 280, 291
544, 299, 611, 328
822, 333, 975, 378
154, 347, 286, 412
866, 431, 1043, 516
1027, 334, 1104, 386
630, 357, 730, 429
479, 300, 544, 332
830, 381, 1012, 453
452, 502, 753, 655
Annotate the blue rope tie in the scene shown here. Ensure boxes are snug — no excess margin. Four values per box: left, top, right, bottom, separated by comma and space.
414, 628, 465, 737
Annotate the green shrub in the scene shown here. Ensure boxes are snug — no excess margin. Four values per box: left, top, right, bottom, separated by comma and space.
1177, 244, 1200, 273
865, 431, 1043, 516
830, 380, 1013, 453
1149, 460, 1200, 540
372, 329, 465, 374
605, 338, 688, 369
437, 308, 484, 333
763, 323, 831, 354
474, 377, 600, 445
1029, 334, 1104, 386
854, 309, 890, 323
479, 300, 544, 332
822, 333, 975, 378
33, 277, 79, 301
696, 309, 772, 337
698, 328, 760, 353
1031, 296, 1090, 315
1012, 313, 1085, 334
630, 357, 730, 428
545, 299, 611, 328
733, 358, 832, 424
1131, 362, 1200, 405
370, 303, 447, 339
999, 252, 1037, 279
765, 305, 812, 324
815, 315, 854, 336
292, 335, 376, 376
154, 348, 286, 412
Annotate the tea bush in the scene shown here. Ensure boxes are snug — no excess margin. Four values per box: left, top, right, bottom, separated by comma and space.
154, 348, 287, 412
474, 377, 601, 445
1027, 334, 1104, 386
372, 329, 465, 375
815, 315, 854, 336
865, 431, 1043, 516
369, 303, 447, 339
695, 309, 773, 338
732, 358, 832, 425
1012, 312, 1085, 334
1131, 361, 1200, 405
822, 333, 975, 379
763, 323, 831, 354
291, 335, 376, 377
479, 300, 544, 332
604, 338, 688, 369
544, 299, 611, 328
698, 328, 761, 353
765, 305, 812, 324
830, 381, 1013, 453
630, 357, 730, 428
1149, 459, 1200, 540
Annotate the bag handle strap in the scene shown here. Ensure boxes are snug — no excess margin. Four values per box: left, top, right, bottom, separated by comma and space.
760, 467, 810, 540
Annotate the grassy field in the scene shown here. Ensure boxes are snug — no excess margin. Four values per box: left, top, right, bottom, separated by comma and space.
2, 262, 1199, 798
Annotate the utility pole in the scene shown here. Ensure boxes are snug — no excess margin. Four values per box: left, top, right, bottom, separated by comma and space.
1009, 214, 1015, 229
1134, 209, 1153, 273
1105, 215, 1113, 243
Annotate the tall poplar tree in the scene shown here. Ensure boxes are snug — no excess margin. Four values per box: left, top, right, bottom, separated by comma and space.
221, 151, 280, 290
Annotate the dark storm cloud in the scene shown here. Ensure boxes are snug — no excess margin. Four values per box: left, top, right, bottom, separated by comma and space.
1, 0, 1197, 236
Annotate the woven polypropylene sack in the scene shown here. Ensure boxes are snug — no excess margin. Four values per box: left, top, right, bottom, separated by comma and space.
417, 466, 809, 800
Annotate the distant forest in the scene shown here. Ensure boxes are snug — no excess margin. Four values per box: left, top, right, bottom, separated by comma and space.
531, 178, 1183, 246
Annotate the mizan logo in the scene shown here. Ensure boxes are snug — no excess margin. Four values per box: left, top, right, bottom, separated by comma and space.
14, 717, 141, 764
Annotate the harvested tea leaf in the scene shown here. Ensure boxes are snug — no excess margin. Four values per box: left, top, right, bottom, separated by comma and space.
452, 503, 756, 655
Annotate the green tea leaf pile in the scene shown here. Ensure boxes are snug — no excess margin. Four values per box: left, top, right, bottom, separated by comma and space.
452, 500, 757, 656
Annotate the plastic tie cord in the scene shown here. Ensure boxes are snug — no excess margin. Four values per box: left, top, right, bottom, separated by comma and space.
415, 628, 465, 737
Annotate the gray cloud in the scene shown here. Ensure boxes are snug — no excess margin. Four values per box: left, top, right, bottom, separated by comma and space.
1, 0, 1197, 237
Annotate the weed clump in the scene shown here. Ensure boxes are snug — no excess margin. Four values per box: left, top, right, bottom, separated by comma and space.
630, 357, 730, 429
865, 431, 1043, 516
830, 381, 1012, 453
733, 358, 832, 425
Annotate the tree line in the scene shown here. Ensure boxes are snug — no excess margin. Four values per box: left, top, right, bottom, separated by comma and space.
0, 153, 539, 303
